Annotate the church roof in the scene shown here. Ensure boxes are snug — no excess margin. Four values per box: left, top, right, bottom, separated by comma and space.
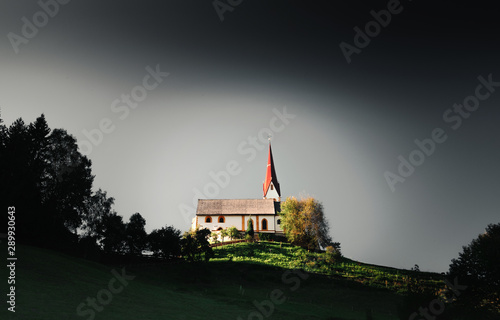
196, 199, 279, 215
263, 142, 281, 198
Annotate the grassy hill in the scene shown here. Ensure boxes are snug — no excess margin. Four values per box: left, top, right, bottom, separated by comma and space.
0, 241, 445, 320
212, 242, 444, 295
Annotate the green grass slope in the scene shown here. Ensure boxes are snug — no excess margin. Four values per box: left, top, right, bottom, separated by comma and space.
0, 241, 444, 320
212, 242, 444, 294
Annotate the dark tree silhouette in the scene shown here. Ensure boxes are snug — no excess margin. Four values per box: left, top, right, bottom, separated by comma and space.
81, 189, 115, 239
78, 189, 116, 257
101, 212, 127, 254
0, 112, 9, 233
0, 113, 153, 260
1, 115, 93, 248
126, 212, 147, 255
181, 228, 213, 262
448, 222, 500, 316
43, 129, 93, 235
148, 225, 182, 259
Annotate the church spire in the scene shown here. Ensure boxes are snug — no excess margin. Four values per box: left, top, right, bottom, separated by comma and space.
263, 140, 281, 201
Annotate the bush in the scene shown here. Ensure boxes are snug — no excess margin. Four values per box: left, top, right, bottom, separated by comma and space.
227, 226, 240, 240
181, 228, 213, 262
245, 234, 254, 242
325, 245, 342, 264
259, 233, 274, 241
210, 232, 219, 244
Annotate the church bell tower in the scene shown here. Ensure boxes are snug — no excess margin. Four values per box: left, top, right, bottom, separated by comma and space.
263, 141, 281, 202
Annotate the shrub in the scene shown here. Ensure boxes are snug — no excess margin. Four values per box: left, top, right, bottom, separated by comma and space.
220, 228, 229, 242
181, 228, 213, 262
325, 245, 342, 264
211, 232, 219, 244
227, 226, 240, 240
259, 233, 274, 241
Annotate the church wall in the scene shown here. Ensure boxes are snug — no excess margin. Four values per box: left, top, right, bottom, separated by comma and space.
244, 215, 278, 233
198, 215, 243, 231
196, 214, 283, 233
274, 215, 283, 233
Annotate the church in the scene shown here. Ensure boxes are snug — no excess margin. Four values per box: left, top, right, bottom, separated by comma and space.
192, 142, 284, 234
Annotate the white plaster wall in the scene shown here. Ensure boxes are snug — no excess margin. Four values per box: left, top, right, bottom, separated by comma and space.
244, 215, 278, 233
274, 215, 283, 233
198, 215, 243, 231
197, 213, 284, 233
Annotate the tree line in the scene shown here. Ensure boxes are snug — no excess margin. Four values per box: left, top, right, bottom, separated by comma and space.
0, 113, 208, 261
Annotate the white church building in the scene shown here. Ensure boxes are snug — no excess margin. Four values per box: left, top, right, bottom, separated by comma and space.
192, 142, 284, 234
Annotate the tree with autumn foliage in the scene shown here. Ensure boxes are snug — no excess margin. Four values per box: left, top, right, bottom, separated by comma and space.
279, 196, 334, 251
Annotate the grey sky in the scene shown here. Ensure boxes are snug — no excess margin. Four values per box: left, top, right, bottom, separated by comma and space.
1, 0, 499, 272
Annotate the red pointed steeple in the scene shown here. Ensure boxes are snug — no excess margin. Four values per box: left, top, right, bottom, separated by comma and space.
263, 142, 281, 200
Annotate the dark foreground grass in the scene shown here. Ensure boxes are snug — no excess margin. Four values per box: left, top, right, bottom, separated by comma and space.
0, 241, 410, 320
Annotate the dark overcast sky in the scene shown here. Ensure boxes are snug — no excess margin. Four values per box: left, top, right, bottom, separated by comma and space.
1, 0, 500, 272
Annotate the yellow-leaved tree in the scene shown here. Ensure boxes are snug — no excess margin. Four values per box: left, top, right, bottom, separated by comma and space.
279, 196, 336, 251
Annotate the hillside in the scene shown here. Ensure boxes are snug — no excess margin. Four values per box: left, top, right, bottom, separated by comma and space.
212, 242, 444, 294
0, 241, 445, 320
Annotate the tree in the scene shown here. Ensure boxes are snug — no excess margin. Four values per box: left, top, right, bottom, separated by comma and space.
220, 228, 229, 243
77, 189, 116, 257
148, 225, 181, 259
181, 228, 213, 262
0, 112, 5, 202
448, 222, 500, 316
43, 129, 94, 233
126, 213, 147, 255
28, 115, 50, 187
0, 116, 93, 248
211, 232, 219, 244
0, 118, 33, 236
101, 212, 127, 254
280, 196, 333, 250
0, 109, 6, 148
80, 189, 115, 239
227, 226, 240, 241
246, 217, 254, 240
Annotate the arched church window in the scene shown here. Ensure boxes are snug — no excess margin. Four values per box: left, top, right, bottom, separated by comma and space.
261, 219, 268, 230
218, 216, 225, 223
205, 216, 212, 223
277, 219, 281, 225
